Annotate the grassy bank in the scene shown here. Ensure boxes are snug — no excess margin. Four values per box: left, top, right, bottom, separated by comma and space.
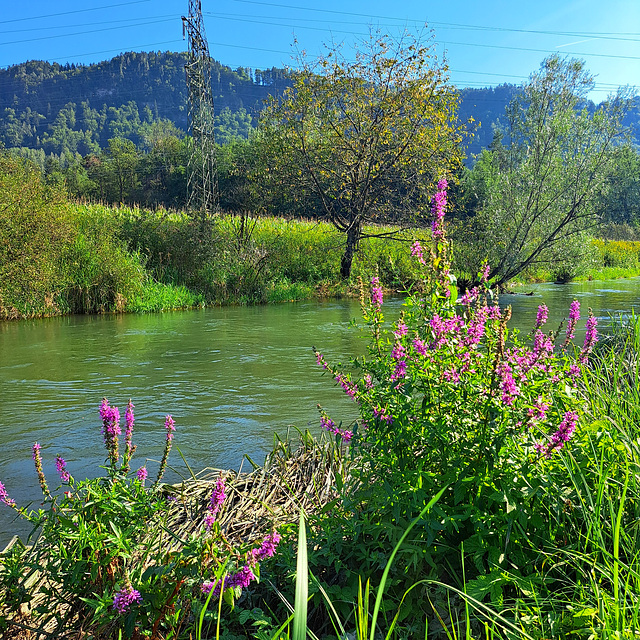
509, 238, 640, 284
1, 181, 429, 319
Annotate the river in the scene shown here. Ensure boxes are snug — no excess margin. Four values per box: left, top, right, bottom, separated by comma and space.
1, 277, 639, 545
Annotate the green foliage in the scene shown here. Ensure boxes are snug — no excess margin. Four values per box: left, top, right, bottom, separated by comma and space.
126, 281, 205, 313
304, 183, 608, 637
260, 30, 465, 277
0, 53, 272, 153
0, 400, 280, 639
0, 152, 74, 318
458, 55, 632, 289
0, 155, 156, 319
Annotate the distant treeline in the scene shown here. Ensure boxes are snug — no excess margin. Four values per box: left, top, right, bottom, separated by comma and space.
0, 52, 289, 155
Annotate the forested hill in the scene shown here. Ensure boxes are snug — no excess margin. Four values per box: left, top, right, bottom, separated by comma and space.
1, 51, 638, 159
0, 52, 289, 155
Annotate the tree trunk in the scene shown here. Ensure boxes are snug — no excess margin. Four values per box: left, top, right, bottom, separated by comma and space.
340, 224, 360, 279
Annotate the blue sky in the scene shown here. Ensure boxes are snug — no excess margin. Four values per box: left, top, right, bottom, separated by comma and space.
1, 0, 638, 101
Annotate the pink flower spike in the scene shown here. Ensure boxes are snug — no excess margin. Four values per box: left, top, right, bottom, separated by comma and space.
535, 304, 549, 329
370, 277, 383, 310
165, 415, 175, 441
410, 241, 426, 265
0, 480, 16, 508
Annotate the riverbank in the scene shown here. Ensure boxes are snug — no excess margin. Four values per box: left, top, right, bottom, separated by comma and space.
2, 301, 639, 639
3, 149, 640, 321
4, 196, 640, 322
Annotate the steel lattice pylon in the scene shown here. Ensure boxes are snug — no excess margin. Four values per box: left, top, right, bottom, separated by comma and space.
182, 1, 218, 219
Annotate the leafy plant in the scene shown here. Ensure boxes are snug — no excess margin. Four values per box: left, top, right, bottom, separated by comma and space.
0, 399, 281, 639
311, 180, 602, 634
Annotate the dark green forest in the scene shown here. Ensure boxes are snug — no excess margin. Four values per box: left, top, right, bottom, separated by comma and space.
1, 50, 639, 231
0, 52, 290, 154
3, 51, 638, 158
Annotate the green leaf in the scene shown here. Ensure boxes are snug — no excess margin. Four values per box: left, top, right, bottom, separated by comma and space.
293, 509, 308, 640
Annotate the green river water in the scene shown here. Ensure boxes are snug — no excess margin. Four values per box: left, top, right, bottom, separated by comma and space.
1, 278, 639, 545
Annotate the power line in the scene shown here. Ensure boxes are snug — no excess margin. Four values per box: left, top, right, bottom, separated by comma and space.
0, 17, 179, 47
0, 14, 178, 36
232, 0, 640, 41
201, 13, 640, 62
0, 0, 153, 25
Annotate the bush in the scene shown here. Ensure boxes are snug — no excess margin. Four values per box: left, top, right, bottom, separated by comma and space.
308, 181, 603, 635
0, 400, 280, 639
0, 153, 74, 318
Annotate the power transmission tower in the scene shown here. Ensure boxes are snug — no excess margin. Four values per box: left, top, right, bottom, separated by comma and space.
182, 1, 218, 221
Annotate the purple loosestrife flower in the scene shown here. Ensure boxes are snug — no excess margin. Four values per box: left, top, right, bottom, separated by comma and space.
202, 566, 257, 598
55, 456, 72, 483
481, 263, 491, 283
413, 337, 428, 356
373, 405, 393, 425
410, 240, 426, 265
487, 305, 502, 320
564, 300, 580, 344
465, 307, 488, 347
113, 585, 142, 614
528, 398, 549, 422
431, 180, 448, 239
319, 414, 352, 441
568, 364, 582, 380
315, 351, 328, 370
204, 512, 216, 531
535, 304, 549, 329
580, 313, 599, 363
100, 398, 121, 468
393, 321, 408, 339
201, 580, 218, 597
498, 363, 520, 406
459, 287, 479, 306
251, 531, 282, 563
370, 277, 383, 311
136, 466, 148, 482
390, 360, 407, 381
537, 411, 579, 457
442, 367, 460, 383
204, 475, 226, 528
230, 565, 256, 589
0, 480, 16, 508
335, 374, 357, 400
32, 443, 50, 498
155, 415, 176, 485
391, 342, 406, 360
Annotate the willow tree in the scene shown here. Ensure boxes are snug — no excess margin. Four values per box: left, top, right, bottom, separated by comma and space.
260, 31, 465, 278
460, 56, 631, 288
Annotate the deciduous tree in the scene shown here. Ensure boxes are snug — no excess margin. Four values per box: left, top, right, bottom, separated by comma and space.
260, 31, 465, 278
459, 55, 631, 287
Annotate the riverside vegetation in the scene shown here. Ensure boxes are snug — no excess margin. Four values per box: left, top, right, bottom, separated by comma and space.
2, 149, 640, 321
2, 182, 639, 639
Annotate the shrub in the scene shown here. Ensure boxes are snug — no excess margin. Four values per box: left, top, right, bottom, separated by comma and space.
0, 399, 280, 639
310, 180, 601, 633
0, 153, 74, 318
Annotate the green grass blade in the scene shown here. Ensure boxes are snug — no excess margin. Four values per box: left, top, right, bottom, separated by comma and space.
293, 509, 308, 640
